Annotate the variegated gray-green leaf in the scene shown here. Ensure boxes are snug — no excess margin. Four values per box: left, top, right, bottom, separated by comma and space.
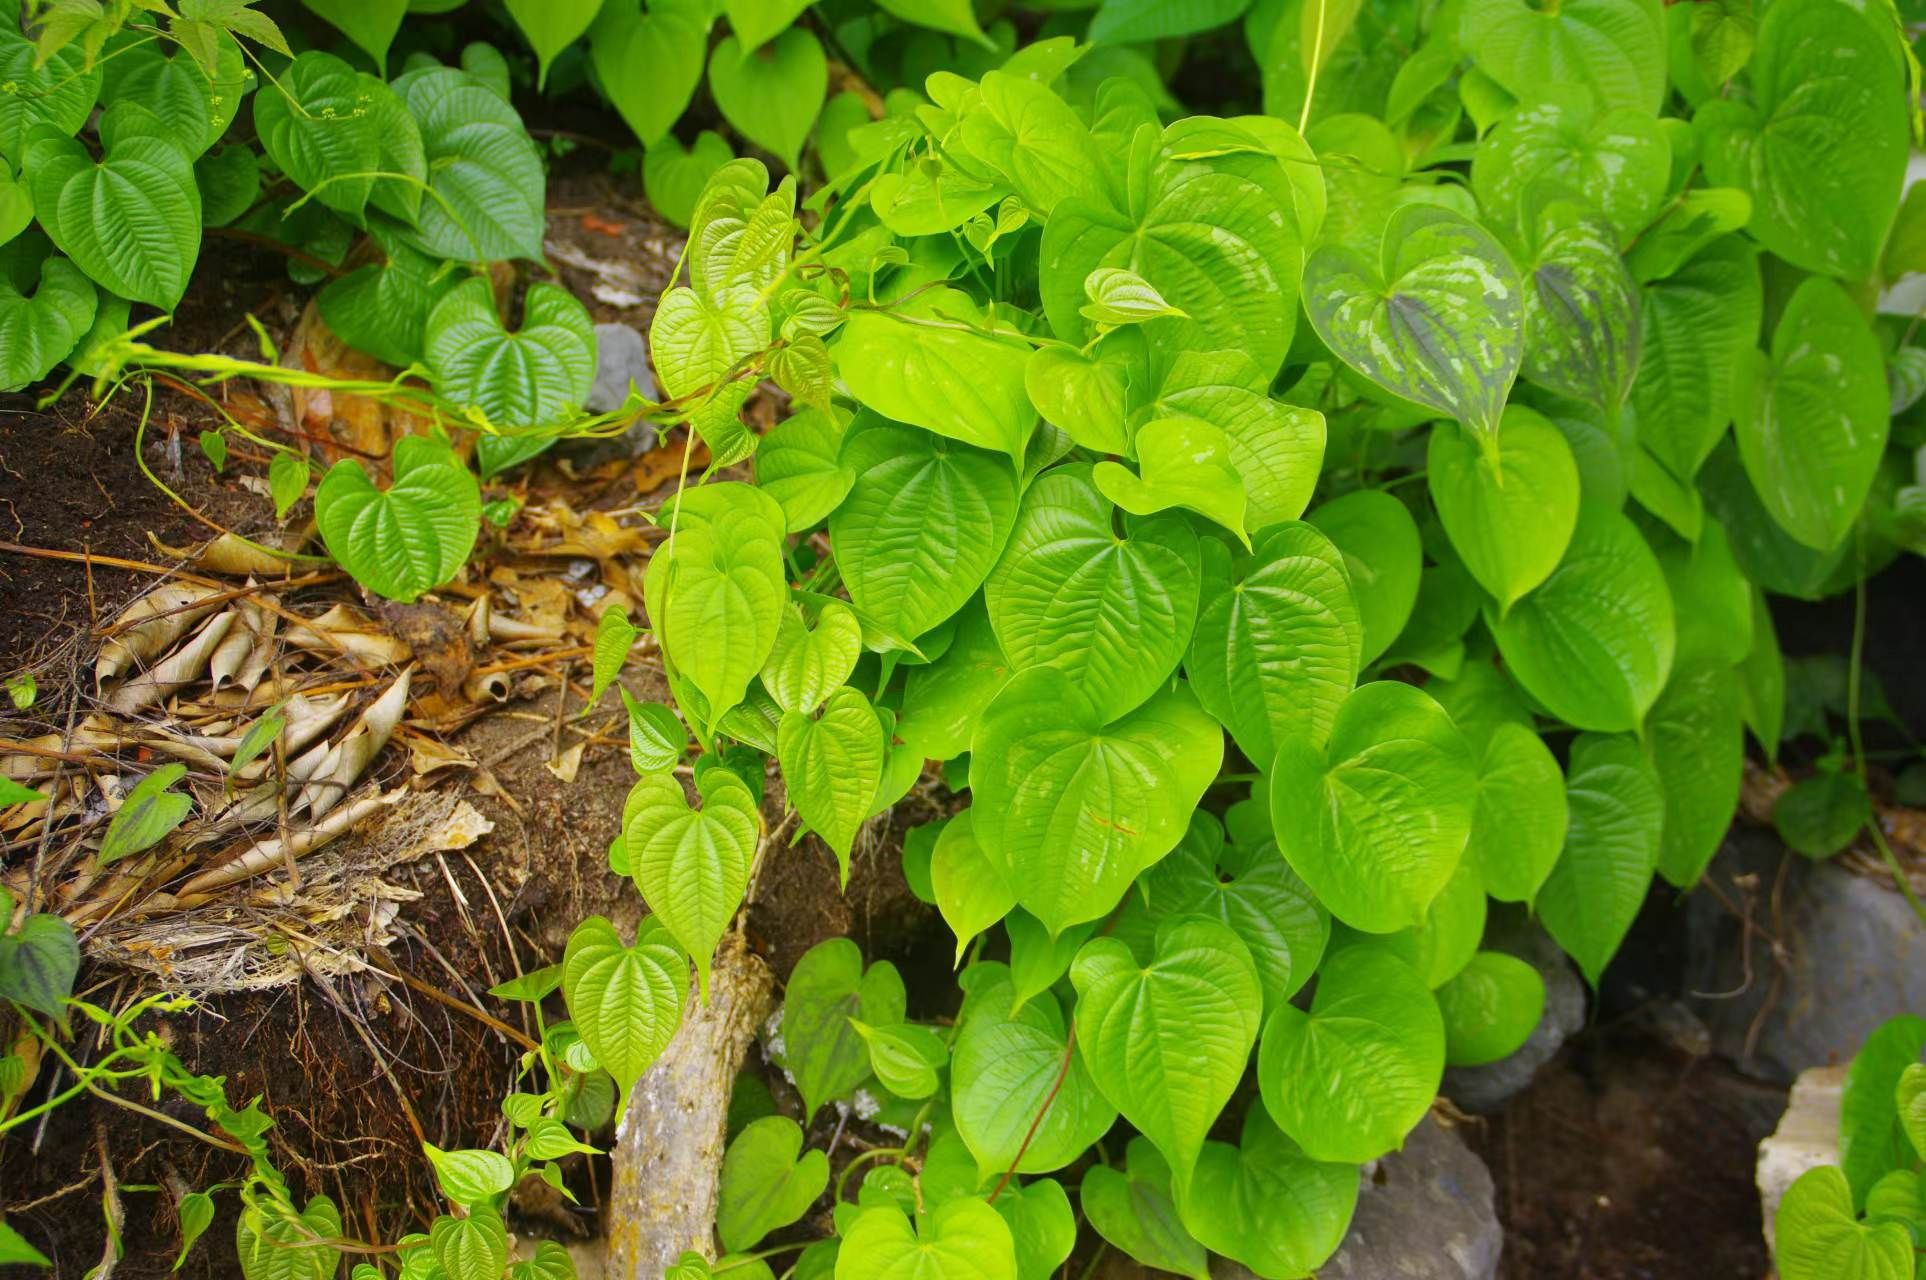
1518, 205, 1641, 414
1470, 85, 1669, 247
1303, 203, 1523, 442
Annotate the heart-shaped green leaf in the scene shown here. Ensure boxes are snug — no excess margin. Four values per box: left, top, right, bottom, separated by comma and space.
755, 406, 850, 533
301, 0, 406, 72
255, 52, 419, 225
1897, 1063, 1925, 1164
100, 761, 192, 865
100, 32, 250, 156
1774, 1166, 1914, 1280
777, 687, 885, 883
1428, 406, 1581, 611
1436, 951, 1546, 1066
780, 938, 906, 1117
0, 24, 100, 166
1733, 276, 1889, 553
1517, 205, 1643, 413
1303, 488, 1421, 667
430, 1205, 507, 1280
1185, 522, 1360, 766
951, 963, 1116, 1181
1024, 344, 1131, 455
1094, 418, 1249, 546
717, 1116, 829, 1253
1537, 732, 1664, 985
762, 601, 862, 715
835, 1198, 1015, 1280
645, 130, 736, 228
1304, 203, 1524, 442
829, 417, 1018, 644
503, 0, 602, 86
621, 691, 687, 776
1269, 680, 1475, 933
1466, 721, 1568, 904
1178, 1105, 1359, 1280
1698, 0, 1908, 279
561, 915, 688, 1093
644, 481, 787, 730
1462, 0, 1667, 115
236, 1196, 340, 1280
624, 768, 760, 997
593, 0, 710, 149
1647, 660, 1744, 888
954, 71, 1104, 219
897, 600, 1014, 763
315, 434, 480, 603
1258, 943, 1444, 1163
316, 229, 456, 369
426, 278, 594, 434
987, 466, 1202, 722
932, 810, 1016, 965
724, 0, 810, 52
26, 103, 201, 309
1488, 502, 1675, 732
971, 670, 1224, 935
0, 911, 79, 1017
1628, 235, 1760, 481
0, 255, 95, 392
391, 65, 545, 261
1080, 1139, 1209, 1280
1471, 85, 1669, 246
1072, 917, 1263, 1187
708, 29, 826, 173
833, 290, 1034, 464
1839, 1016, 1926, 1209
0, 162, 30, 247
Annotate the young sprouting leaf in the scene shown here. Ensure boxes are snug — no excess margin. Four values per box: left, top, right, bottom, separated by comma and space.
430, 1205, 508, 1280
708, 29, 825, 173
762, 602, 861, 716
1732, 276, 1889, 553
173, 1190, 215, 1269
1487, 502, 1675, 733
1071, 917, 1263, 1188
1080, 267, 1186, 326
1428, 407, 1580, 612
1517, 205, 1643, 414
0, 22, 99, 166
834, 1199, 1016, 1280
1629, 235, 1760, 482
848, 1019, 947, 1100
1436, 951, 1546, 1066
971, 671, 1223, 936
1303, 203, 1523, 443
618, 693, 685, 777
1269, 681, 1476, 934
1698, 0, 1908, 280
1774, 1166, 1914, 1280
0, 778, 45, 807
624, 769, 760, 998
1094, 418, 1249, 546
987, 466, 1202, 723
0, 256, 97, 393
1467, 722, 1568, 905
780, 938, 906, 1118
716, 1116, 829, 1253
1838, 1016, 1926, 1209
487, 964, 562, 1003
199, 431, 228, 472
1471, 85, 1669, 247
896, 601, 1014, 763
593, 0, 710, 149
931, 811, 1015, 965
228, 703, 288, 774
390, 65, 546, 261
1258, 943, 1444, 1164
1042, 119, 1303, 380
1303, 489, 1421, 667
560, 915, 688, 1094
1080, 1139, 1210, 1280
262, 451, 309, 521
829, 417, 1019, 646
0, 912, 80, 1017
1185, 522, 1359, 766
100, 762, 192, 865
1178, 1105, 1359, 1280
426, 279, 596, 430
1461, 0, 1666, 115
1647, 661, 1745, 888
1537, 732, 1664, 986
833, 291, 1033, 465
422, 1145, 515, 1207
951, 964, 1115, 1182
592, 606, 638, 705
777, 687, 884, 884
315, 434, 481, 603
25, 103, 201, 309
644, 482, 787, 730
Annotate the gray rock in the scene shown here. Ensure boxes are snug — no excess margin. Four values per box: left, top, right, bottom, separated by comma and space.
1685, 828, 1926, 1084
558, 323, 659, 467
1318, 1115, 1502, 1280
1442, 914, 1588, 1114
